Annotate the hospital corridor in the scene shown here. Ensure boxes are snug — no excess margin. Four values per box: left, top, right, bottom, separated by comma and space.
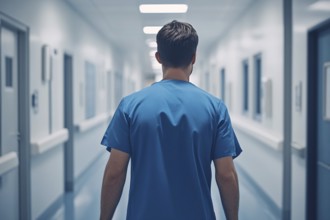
0, 0, 330, 219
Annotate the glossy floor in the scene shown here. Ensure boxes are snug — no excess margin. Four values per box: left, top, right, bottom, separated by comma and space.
43, 153, 279, 220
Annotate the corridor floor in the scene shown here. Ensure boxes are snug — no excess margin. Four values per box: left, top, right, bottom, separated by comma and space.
43, 153, 279, 220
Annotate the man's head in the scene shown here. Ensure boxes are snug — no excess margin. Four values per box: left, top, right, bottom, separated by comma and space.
156, 20, 198, 68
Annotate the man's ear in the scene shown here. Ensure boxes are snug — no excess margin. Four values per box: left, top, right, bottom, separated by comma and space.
192, 53, 196, 65
155, 52, 162, 64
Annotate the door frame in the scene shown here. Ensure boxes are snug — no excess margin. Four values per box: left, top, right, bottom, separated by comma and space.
0, 12, 31, 220
306, 18, 330, 220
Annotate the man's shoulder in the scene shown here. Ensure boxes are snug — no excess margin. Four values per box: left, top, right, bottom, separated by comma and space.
123, 84, 156, 100
190, 86, 223, 105
120, 84, 159, 107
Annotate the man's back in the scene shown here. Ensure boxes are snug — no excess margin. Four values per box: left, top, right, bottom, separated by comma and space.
101, 79, 241, 220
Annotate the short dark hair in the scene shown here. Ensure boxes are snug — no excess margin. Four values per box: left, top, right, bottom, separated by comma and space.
156, 20, 198, 68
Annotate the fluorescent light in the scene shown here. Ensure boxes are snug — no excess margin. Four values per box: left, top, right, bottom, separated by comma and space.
143, 26, 162, 34
309, 1, 330, 11
139, 4, 188, 13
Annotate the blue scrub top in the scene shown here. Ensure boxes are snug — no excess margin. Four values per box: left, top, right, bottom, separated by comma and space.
101, 79, 242, 220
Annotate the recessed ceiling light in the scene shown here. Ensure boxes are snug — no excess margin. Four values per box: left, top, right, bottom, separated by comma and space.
143, 26, 162, 34
139, 4, 188, 13
309, 1, 330, 11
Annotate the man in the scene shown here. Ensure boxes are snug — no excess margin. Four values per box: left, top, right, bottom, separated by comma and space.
100, 20, 242, 220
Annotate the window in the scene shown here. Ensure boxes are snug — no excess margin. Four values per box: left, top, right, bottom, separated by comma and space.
220, 68, 226, 102
254, 54, 262, 119
85, 61, 96, 119
243, 60, 249, 112
5, 56, 13, 87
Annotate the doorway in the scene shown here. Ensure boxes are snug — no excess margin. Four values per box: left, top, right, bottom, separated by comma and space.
0, 13, 30, 220
307, 18, 330, 220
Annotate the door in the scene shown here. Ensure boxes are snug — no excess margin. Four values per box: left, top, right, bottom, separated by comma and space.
64, 54, 74, 191
316, 26, 330, 220
0, 26, 19, 220
308, 20, 330, 220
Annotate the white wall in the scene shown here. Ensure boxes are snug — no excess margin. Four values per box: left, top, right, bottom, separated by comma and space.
0, 0, 139, 218
200, 0, 284, 212
198, 0, 330, 218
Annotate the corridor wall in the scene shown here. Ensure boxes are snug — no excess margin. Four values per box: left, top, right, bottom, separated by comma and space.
0, 0, 137, 218
201, 0, 284, 216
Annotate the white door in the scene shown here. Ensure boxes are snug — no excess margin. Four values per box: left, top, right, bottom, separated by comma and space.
0, 26, 19, 220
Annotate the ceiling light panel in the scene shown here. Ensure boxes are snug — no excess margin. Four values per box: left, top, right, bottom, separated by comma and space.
139, 4, 188, 13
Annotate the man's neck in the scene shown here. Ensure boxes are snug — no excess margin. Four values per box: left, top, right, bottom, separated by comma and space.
162, 65, 192, 82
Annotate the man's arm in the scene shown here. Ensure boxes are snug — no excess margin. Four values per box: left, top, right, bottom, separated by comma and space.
214, 156, 239, 220
100, 148, 130, 220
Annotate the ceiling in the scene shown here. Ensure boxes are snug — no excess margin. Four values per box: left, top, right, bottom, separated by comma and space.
65, 0, 257, 74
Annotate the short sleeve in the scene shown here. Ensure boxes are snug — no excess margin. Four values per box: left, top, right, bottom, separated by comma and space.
212, 104, 242, 160
100, 99, 131, 154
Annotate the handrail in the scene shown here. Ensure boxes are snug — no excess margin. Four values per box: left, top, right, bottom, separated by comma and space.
31, 128, 69, 155
0, 152, 19, 176
231, 115, 283, 150
75, 113, 109, 133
